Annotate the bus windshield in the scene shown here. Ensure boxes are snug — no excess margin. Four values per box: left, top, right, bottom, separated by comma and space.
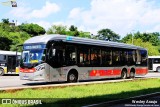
22, 49, 45, 64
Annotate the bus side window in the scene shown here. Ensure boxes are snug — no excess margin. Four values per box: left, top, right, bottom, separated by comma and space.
101, 49, 112, 66
91, 48, 100, 66
140, 50, 147, 66
120, 51, 127, 65
128, 50, 135, 65
78, 47, 90, 66
112, 50, 120, 66
66, 45, 77, 66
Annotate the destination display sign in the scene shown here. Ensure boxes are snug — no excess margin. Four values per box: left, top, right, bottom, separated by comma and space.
23, 44, 46, 50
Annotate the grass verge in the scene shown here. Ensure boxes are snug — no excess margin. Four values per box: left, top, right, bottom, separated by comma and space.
0, 78, 160, 107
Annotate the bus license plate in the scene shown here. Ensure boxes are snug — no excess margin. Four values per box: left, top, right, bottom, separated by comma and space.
23, 75, 29, 79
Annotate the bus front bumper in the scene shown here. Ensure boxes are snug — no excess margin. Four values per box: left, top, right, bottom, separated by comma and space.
19, 72, 45, 81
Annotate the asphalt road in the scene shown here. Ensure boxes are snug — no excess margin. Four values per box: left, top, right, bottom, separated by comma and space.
0, 72, 160, 89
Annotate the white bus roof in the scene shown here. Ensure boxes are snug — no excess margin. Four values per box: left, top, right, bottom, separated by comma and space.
24, 34, 146, 50
0, 50, 21, 55
148, 56, 160, 58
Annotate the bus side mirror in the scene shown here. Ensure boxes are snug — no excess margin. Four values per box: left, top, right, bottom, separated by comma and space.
52, 49, 56, 56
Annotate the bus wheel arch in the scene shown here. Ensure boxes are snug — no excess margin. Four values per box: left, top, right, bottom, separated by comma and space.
0, 68, 4, 76
67, 69, 78, 83
130, 68, 135, 78
156, 66, 160, 72
121, 68, 127, 79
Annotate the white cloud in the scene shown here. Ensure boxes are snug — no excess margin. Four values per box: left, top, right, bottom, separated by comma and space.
68, 8, 83, 19
34, 21, 52, 30
10, 1, 60, 19
10, 7, 31, 19
52, 21, 66, 26
29, 1, 60, 18
68, 0, 160, 37
147, 25, 160, 33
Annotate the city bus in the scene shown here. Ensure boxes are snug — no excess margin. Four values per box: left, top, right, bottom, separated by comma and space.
19, 34, 148, 82
148, 56, 160, 72
0, 50, 21, 76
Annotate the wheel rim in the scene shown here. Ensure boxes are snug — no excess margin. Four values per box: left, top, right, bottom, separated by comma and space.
69, 74, 76, 81
0, 70, 3, 75
130, 72, 135, 78
122, 71, 126, 79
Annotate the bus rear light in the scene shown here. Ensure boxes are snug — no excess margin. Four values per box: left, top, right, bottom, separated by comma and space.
20, 68, 36, 73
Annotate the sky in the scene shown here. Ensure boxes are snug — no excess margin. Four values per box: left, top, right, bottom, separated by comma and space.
0, 0, 160, 38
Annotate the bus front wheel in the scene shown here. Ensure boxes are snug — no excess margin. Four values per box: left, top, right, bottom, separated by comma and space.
67, 71, 78, 83
0, 69, 4, 76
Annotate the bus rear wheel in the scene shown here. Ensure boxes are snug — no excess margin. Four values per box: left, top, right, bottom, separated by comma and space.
0, 69, 4, 76
121, 69, 127, 79
67, 72, 78, 83
130, 71, 135, 78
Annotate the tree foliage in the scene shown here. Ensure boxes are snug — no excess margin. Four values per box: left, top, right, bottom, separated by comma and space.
0, 36, 12, 50
126, 38, 159, 56
2, 18, 9, 24
8, 32, 30, 51
97, 28, 120, 41
47, 25, 67, 35
19, 23, 46, 36
0, 20, 33, 51
122, 32, 160, 46
68, 25, 79, 36
47, 25, 90, 38
79, 31, 91, 38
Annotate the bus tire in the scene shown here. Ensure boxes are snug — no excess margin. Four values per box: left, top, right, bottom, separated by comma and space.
156, 66, 160, 72
130, 71, 135, 79
0, 69, 4, 76
67, 70, 78, 83
121, 69, 127, 79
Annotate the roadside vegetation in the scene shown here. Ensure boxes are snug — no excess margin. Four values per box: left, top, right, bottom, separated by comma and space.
0, 78, 160, 107
0, 18, 160, 55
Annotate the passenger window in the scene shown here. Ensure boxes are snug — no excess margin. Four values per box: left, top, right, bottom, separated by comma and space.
112, 50, 120, 65
101, 49, 112, 66
66, 45, 76, 65
78, 47, 90, 66
91, 48, 100, 66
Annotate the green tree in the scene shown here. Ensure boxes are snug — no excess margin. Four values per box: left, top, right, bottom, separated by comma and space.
47, 25, 67, 35
126, 38, 159, 56
0, 27, 31, 51
47, 24, 92, 38
97, 28, 120, 41
8, 32, 30, 51
69, 25, 77, 31
0, 37, 12, 50
79, 31, 91, 38
2, 18, 9, 24
19, 23, 46, 36
122, 32, 160, 46
121, 33, 132, 43
67, 25, 79, 36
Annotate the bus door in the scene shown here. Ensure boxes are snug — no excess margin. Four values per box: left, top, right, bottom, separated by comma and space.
148, 58, 153, 70
7, 56, 16, 73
